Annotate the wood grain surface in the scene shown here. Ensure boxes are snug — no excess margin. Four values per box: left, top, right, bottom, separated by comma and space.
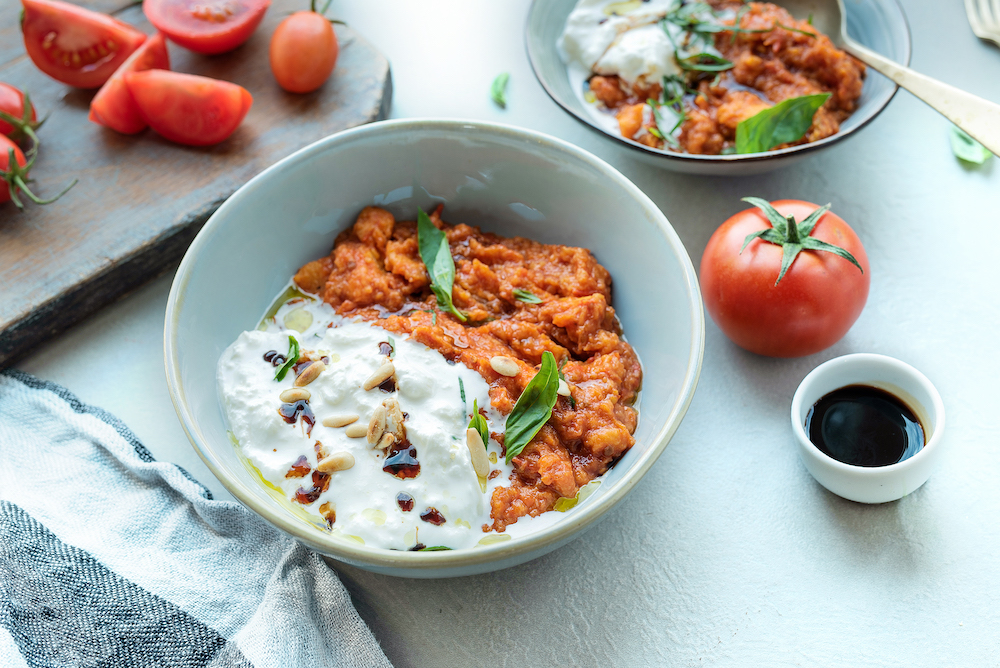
0, 0, 391, 367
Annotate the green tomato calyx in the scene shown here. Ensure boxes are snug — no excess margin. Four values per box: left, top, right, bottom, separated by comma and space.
739, 197, 863, 286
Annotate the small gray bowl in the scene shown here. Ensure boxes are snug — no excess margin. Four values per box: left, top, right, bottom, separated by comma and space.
164, 119, 705, 578
526, 0, 911, 175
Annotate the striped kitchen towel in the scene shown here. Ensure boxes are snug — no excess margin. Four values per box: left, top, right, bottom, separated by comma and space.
0, 369, 392, 668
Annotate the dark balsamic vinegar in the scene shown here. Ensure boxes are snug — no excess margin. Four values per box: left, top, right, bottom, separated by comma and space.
805, 385, 925, 467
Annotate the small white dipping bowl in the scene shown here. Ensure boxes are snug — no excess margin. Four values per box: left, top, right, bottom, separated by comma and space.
790, 353, 945, 504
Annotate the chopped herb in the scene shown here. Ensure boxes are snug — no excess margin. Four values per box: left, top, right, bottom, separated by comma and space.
648, 97, 684, 148
513, 288, 542, 304
949, 125, 992, 164
387, 336, 395, 358
274, 335, 300, 381
776, 22, 816, 37
417, 209, 467, 322
490, 72, 510, 108
504, 351, 559, 463
661, 5, 735, 73
469, 399, 489, 448
735, 93, 830, 154
459, 377, 466, 405
419, 546, 453, 551
807, 13, 814, 25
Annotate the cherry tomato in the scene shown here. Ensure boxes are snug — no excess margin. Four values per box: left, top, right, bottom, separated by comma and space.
123, 70, 252, 146
21, 0, 147, 89
0, 134, 75, 209
269, 11, 338, 93
144, 0, 270, 55
0, 83, 38, 140
700, 198, 870, 358
89, 33, 170, 134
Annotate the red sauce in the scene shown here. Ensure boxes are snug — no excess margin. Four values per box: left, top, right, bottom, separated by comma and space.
285, 455, 311, 478
396, 492, 414, 512
378, 341, 393, 356
382, 438, 420, 479
263, 350, 285, 367
378, 377, 397, 393
278, 400, 315, 437
420, 507, 446, 525
294, 470, 331, 505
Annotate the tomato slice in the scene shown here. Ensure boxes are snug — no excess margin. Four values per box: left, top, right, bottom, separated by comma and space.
144, 0, 270, 55
123, 70, 252, 146
89, 33, 170, 134
21, 0, 147, 89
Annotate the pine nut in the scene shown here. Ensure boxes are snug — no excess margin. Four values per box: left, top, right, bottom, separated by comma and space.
345, 424, 368, 438
279, 388, 311, 403
322, 414, 359, 428
376, 432, 395, 450
294, 360, 326, 387
363, 362, 395, 390
466, 428, 490, 478
316, 452, 355, 473
557, 379, 571, 397
490, 356, 519, 377
367, 405, 386, 444
383, 397, 405, 438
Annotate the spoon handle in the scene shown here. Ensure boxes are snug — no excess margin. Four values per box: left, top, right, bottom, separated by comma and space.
845, 42, 1000, 157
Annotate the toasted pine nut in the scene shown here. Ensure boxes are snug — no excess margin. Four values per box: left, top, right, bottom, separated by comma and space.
383, 397, 405, 438
322, 414, 359, 428
466, 428, 490, 478
294, 360, 326, 387
490, 356, 519, 377
316, 452, 355, 473
376, 432, 395, 450
345, 424, 368, 438
557, 379, 571, 397
367, 405, 386, 444
363, 362, 395, 391
279, 388, 311, 403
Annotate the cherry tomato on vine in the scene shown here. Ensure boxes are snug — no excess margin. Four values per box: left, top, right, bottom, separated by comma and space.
89, 32, 171, 135
144, 0, 270, 55
269, 2, 338, 94
700, 198, 870, 358
21, 0, 147, 89
0, 84, 41, 143
0, 134, 76, 209
124, 70, 252, 146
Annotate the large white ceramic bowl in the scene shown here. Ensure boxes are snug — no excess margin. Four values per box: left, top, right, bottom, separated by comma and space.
164, 119, 704, 578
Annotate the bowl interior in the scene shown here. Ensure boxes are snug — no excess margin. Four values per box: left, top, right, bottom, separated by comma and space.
165, 120, 704, 575
526, 0, 912, 171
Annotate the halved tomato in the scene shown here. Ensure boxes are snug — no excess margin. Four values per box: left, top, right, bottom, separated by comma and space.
21, 0, 147, 89
89, 32, 170, 134
144, 0, 270, 55
123, 70, 252, 146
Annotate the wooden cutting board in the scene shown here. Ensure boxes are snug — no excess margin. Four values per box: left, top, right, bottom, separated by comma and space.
0, 0, 391, 367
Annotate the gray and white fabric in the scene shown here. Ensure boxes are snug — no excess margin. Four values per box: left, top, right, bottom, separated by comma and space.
0, 370, 392, 668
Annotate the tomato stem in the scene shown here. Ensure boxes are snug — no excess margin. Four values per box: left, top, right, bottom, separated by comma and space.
3, 147, 76, 211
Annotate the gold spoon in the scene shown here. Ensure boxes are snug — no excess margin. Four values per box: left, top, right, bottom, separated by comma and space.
780, 0, 1000, 156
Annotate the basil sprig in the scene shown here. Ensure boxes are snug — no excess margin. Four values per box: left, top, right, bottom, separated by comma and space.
513, 288, 542, 304
735, 93, 830, 154
469, 399, 489, 448
949, 125, 992, 165
417, 208, 467, 322
491, 72, 509, 108
274, 335, 300, 381
740, 197, 863, 285
503, 351, 559, 463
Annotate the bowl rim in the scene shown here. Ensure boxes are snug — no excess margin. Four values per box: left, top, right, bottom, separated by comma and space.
524, 0, 913, 165
164, 117, 706, 572
789, 352, 946, 478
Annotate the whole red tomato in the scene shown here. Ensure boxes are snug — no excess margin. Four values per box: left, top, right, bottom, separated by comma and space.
700, 198, 870, 358
144, 0, 270, 55
270, 10, 338, 93
0, 83, 39, 142
0, 134, 75, 208
89, 32, 171, 135
124, 70, 253, 146
21, 0, 147, 89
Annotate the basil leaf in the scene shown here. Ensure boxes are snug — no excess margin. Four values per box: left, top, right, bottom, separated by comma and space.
419, 546, 452, 551
274, 335, 300, 381
735, 93, 830, 154
417, 209, 467, 322
469, 399, 489, 448
504, 351, 559, 463
950, 125, 992, 165
513, 288, 542, 304
676, 52, 733, 72
491, 72, 509, 108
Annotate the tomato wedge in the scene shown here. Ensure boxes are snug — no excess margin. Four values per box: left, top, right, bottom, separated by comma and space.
124, 70, 252, 146
21, 0, 147, 89
89, 33, 170, 134
144, 0, 270, 55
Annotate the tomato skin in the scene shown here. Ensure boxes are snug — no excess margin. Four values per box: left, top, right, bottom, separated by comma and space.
144, 0, 270, 55
89, 33, 170, 134
700, 200, 870, 358
0, 135, 28, 204
0, 84, 37, 138
123, 70, 252, 146
269, 12, 338, 93
21, 0, 147, 89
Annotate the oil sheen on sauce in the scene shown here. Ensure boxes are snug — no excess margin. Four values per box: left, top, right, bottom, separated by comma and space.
805, 385, 924, 467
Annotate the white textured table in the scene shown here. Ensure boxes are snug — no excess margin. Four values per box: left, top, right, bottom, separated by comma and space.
16, 1, 1000, 665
